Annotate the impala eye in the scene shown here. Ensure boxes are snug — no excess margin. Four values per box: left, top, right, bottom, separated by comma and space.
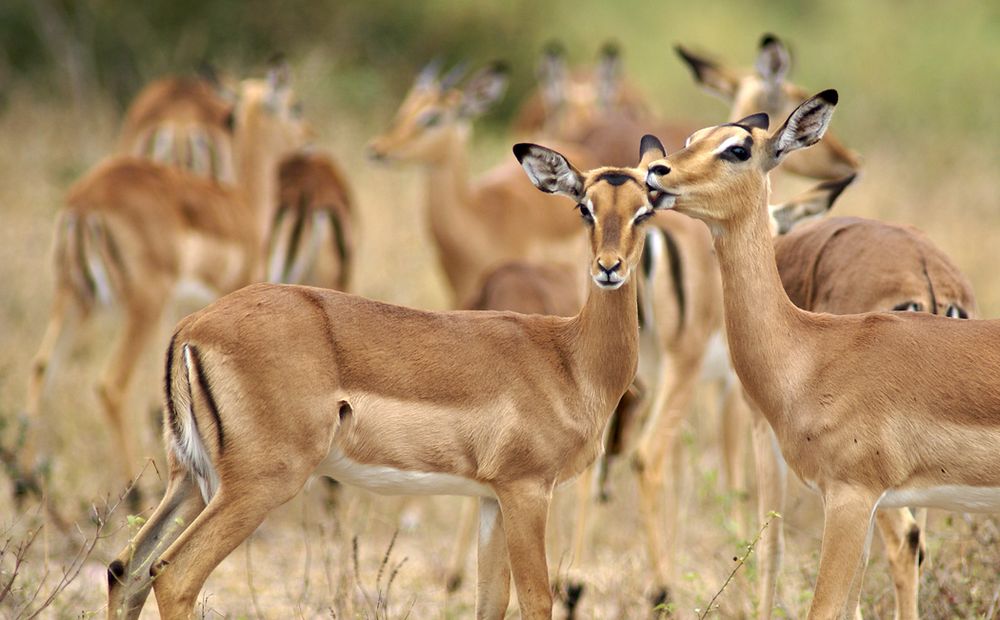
576, 203, 594, 224
726, 145, 750, 161
634, 209, 653, 225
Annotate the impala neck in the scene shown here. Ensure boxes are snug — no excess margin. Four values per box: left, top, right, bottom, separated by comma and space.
712, 187, 810, 422
569, 274, 640, 420
235, 133, 282, 247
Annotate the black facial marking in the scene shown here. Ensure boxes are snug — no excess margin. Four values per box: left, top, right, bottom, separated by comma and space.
595, 172, 637, 187
892, 302, 921, 312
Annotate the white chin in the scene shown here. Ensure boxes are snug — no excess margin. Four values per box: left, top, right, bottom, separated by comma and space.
594, 276, 626, 290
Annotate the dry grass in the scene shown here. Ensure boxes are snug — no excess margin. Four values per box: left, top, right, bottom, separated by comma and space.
2, 31, 1000, 618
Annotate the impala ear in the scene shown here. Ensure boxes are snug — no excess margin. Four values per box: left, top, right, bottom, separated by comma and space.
266, 53, 291, 94
767, 89, 839, 170
735, 112, 770, 131
415, 57, 444, 90
538, 41, 568, 108
459, 62, 509, 117
755, 33, 791, 85
596, 41, 623, 108
769, 173, 856, 235
513, 143, 585, 202
638, 134, 666, 168
675, 45, 740, 100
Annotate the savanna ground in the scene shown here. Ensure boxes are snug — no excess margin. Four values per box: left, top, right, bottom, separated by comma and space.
1, 1, 1000, 618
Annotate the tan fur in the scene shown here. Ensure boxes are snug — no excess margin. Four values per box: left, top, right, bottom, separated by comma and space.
269, 150, 355, 290
368, 64, 595, 305
24, 74, 305, 489
106, 148, 667, 619
647, 93, 1000, 619
119, 76, 235, 182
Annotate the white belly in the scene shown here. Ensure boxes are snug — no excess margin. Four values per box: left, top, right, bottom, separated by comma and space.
317, 449, 495, 498
879, 485, 1000, 513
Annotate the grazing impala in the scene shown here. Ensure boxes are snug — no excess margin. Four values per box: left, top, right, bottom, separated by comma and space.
23, 64, 306, 492
646, 90, 1000, 619
368, 61, 594, 305
106, 137, 671, 619
268, 150, 355, 290
119, 71, 235, 182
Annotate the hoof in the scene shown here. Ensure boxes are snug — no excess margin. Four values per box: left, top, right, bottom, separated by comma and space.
445, 573, 462, 593
108, 559, 126, 587
563, 580, 585, 618
651, 586, 672, 615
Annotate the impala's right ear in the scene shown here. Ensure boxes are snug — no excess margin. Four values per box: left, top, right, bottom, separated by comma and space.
767, 89, 839, 170
513, 143, 585, 201
769, 173, 856, 235
675, 45, 740, 100
638, 134, 666, 168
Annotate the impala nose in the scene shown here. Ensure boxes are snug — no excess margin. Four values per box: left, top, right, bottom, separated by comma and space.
597, 258, 622, 275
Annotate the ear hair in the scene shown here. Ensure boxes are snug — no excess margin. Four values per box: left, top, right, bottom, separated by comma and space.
674, 45, 739, 100
513, 143, 584, 201
755, 33, 791, 84
538, 42, 568, 107
768, 89, 839, 170
459, 62, 509, 118
638, 134, 666, 167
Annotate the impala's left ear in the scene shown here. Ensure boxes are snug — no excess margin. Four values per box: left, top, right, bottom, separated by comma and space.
638, 134, 666, 168
513, 143, 585, 202
767, 89, 838, 170
459, 62, 509, 118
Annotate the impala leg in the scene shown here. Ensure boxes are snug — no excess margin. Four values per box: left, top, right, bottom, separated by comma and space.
750, 401, 787, 620
149, 477, 305, 619
873, 508, 922, 620
21, 288, 79, 476
445, 497, 479, 592
719, 378, 750, 533
97, 301, 163, 491
495, 481, 553, 620
633, 360, 699, 604
561, 464, 595, 619
107, 452, 206, 620
808, 486, 878, 620
476, 496, 511, 619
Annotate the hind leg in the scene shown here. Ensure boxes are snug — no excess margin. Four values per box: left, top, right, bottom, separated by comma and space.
108, 451, 206, 620
873, 508, 922, 620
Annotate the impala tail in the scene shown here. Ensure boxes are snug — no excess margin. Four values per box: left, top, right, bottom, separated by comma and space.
164, 333, 223, 503
53, 210, 128, 314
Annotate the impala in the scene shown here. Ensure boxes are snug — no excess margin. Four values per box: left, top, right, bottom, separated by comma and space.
118, 71, 235, 182
646, 90, 1000, 619
676, 34, 860, 180
367, 61, 594, 305
268, 150, 355, 291
106, 136, 671, 619
23, 64, 306, 493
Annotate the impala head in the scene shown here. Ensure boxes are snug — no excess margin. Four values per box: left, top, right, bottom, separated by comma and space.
231, 57, 309, 160
514, 135, 671, 289
367, 61, 508, 163
645, 90, 839, 228
676, 35, 858, 179
530, 41, 646, 138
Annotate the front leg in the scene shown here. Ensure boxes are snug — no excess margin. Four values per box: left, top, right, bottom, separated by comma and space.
809, 484, 879, 620
495, 481, 553, 619
476, 497, 510, 619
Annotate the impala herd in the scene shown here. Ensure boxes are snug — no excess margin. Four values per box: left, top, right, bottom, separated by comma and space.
6, 33, 998, 620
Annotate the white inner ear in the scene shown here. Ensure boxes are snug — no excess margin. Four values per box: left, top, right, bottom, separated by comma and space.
712, 135, 747, 155
521, 148, 580, 197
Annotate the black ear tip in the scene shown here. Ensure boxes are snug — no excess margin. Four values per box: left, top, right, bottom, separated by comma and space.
600, 41, 621, 59
640, 134, 666, 156
818, 89, 839, 104
674, 45, 690, 59
512, 143, 534, 163
760, 33, 781, 48
489, 61, 511, 76
543, 40, 566, 57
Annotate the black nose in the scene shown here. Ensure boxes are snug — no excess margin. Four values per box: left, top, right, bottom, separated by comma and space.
649, 164, 670, 176
598, 259, 621, 275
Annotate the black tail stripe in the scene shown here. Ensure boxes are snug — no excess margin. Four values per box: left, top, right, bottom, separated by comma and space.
164, 333, 181, 439
329, 208, 350, 289
662, 228, 686, 336
188, 345, 225, 453
283, 195, 309, 282
75, 216, 97, 299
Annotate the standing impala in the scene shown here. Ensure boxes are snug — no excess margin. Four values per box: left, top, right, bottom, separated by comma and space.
23, 65, 305, 493
106, 137, 671, 619
646, 91, 1000, 619
367, 61, 594, 305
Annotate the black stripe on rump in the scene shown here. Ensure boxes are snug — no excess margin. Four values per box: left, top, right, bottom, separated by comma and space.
662, 228, 686, 336
164, 332, 181, 439
187, 345, 225, 452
